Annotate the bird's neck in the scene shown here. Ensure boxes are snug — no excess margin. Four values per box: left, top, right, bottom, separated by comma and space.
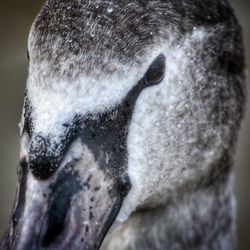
102, 172, 236, 250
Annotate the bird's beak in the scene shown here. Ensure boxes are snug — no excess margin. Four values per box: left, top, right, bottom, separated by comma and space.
1, 137, 129, 250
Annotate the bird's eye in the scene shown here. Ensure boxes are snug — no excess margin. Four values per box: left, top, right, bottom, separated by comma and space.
144, 54, 166, 85
27, 51, 30, 61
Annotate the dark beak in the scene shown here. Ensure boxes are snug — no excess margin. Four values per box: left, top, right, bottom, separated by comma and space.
1, 137, 129, 250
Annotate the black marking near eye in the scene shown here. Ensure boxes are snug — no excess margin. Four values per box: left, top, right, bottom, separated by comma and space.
23, 54, 166, 183
23, 93, 33, 137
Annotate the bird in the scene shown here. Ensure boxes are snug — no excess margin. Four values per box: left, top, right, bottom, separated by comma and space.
0, 0, 246, 249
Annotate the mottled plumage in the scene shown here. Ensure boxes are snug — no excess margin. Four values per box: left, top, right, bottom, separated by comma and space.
0, 0, 246, 250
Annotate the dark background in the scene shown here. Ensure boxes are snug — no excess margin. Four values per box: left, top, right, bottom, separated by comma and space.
0, 1, 249, 249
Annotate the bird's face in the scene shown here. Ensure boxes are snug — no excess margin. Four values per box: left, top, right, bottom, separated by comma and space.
5, 51, 166, 250
2, 9, 170, 246
1, 1, 244, 250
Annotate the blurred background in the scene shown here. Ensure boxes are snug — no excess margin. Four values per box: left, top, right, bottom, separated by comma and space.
0, 0, 249, 249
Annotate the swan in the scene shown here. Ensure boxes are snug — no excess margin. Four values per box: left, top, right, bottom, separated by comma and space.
0, 0, 246, 249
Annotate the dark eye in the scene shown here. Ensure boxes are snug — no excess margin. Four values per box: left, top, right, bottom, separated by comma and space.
27, 51, 30, 61
145, 54, 166, 85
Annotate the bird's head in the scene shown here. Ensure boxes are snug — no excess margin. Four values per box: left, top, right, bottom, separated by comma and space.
1, 1, 245, 250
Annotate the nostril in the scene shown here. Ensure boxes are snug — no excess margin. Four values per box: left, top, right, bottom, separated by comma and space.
41, 169, 80, 247
42, 219, 65, 247
41, 193, 69, 247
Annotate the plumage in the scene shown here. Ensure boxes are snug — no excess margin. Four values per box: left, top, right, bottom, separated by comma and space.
0, 0, 246, 250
